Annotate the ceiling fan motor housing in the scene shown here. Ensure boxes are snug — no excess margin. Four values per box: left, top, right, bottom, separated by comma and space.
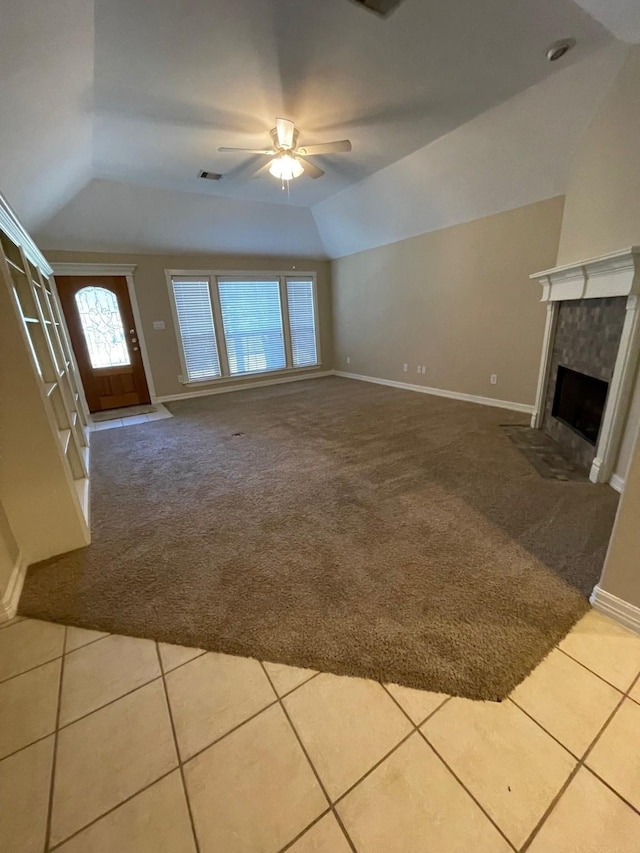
271, 126, 299, 150
349, 0, 405, 18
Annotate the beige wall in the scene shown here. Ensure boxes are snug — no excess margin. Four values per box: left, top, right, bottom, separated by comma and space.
331, 196, 564, 406
0, 501, 19, 606
554, 45, 640, 485
43, 251, 333, 399
557, 47, 640, 265
555, 47, 640, 613
599, 428, 640, 609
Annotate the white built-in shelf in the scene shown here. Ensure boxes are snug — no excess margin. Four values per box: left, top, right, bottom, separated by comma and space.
58, 428, 71, 454
5, 257, 25, 275
1, 186, 91, 576
74, 478, 90, 519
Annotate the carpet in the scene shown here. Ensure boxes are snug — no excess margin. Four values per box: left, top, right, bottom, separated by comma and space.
19, 377, 619, 700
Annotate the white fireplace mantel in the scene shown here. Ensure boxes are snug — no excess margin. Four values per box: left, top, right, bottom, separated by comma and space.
532, 246, 640, 304
529, 247, 640, 486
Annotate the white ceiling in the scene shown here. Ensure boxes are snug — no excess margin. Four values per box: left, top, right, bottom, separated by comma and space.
572, 0, 640, 43
40, 43, 629, 260
313, 44, 628, 258
0, 0, 93, 229
0, 0, 633, 258
92, 0, 613, 208
37, 179, 327, 258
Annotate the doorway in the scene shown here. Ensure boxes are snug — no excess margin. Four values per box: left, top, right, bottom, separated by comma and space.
56, 275, 151, 413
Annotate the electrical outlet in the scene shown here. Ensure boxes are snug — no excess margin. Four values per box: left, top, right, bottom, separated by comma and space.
490, 374, 498, 385
178, 374, 184, 384
346, 356, 351, 365
403, 363, 408, 372
416, 365, 422, 374
421, 366, 426, 375
153, 320, 166, 330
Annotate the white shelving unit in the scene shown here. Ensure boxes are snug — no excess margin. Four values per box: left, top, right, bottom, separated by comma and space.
0, 193, 90, 570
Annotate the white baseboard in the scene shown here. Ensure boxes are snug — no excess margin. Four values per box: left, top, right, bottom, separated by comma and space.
155, 370, 333, 403
333, 371, 535, 415
0, 553, 27, 623
590, 585, 640, 635
609, 473, 625, 493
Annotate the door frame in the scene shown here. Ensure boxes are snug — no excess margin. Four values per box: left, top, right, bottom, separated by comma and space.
51, 263, 157, 402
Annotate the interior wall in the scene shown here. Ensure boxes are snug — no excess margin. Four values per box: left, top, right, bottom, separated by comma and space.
0, 501, 19, 605
556, 46, 640, 264
43, 250, 333, 400
554, 45, 640, 485
599, 426, 640, 612
331, 196, 564, 407
556, 46, 640, 612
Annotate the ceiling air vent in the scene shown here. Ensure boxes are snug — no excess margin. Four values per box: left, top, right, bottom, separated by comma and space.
199, 170, 222, 181
349, 0, 405, 18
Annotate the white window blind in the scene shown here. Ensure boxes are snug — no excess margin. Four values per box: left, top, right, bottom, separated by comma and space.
287, 280, 318, 367
218, 280, 286, 376
171, 279, 221, 381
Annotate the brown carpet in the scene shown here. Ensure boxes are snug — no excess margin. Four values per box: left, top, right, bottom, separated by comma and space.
19, 377, 619, 700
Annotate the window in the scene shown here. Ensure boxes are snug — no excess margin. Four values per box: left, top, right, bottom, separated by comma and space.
169, 272, 319, 383
75, 286, 130, 369
218, 280, 286, 376
287, 280, 317, 368
171, 279, 221, 381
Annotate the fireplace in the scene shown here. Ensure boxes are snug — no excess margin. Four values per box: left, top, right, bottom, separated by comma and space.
552, 366, 608, 446
530, 247, 640, 485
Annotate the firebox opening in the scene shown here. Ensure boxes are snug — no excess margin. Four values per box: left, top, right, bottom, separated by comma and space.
552, 365, 608, 446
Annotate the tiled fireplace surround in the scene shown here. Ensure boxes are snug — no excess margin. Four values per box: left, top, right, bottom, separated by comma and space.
543, 297, 626, 472
530, 248, 640, 486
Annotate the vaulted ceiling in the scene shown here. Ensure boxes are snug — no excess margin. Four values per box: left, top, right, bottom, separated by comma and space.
0, 0, 638, 258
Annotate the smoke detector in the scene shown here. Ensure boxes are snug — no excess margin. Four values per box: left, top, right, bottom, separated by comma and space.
546, 38, 576, 62
199, 170, 222, 181
349, 0, 405, 18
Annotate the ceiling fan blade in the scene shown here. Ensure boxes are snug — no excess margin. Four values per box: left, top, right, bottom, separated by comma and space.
297, 140, 352, 156
299, 157, 325, 179
276, 118, 295, 150
251, 161, 272, 179
218, 147, 275, 154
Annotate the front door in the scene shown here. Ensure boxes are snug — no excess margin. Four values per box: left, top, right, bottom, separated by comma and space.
56, 276, 151, 412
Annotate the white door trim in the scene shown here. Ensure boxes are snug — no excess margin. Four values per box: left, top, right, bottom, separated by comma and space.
51, 262, 157, 401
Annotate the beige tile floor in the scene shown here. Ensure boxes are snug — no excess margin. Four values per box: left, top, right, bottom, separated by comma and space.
1, 609, 639, 852
90, 403, 173, 431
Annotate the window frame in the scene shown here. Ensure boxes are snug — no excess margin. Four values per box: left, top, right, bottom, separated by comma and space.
166, 270, 321, 385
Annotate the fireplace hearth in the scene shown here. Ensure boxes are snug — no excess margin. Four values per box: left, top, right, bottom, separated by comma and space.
552, 366, 608, 446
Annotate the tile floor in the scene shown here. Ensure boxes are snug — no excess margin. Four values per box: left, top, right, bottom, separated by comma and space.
90, 403, 173, 431
1, 609, 639, 852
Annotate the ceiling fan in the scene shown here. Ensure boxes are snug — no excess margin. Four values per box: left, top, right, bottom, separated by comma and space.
218, 118, 352, 181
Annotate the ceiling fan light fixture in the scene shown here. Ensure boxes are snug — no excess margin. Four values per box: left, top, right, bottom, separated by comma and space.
269, 153, 304, 181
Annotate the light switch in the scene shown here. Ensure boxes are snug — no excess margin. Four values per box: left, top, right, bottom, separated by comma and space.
153, 320, 166, 330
